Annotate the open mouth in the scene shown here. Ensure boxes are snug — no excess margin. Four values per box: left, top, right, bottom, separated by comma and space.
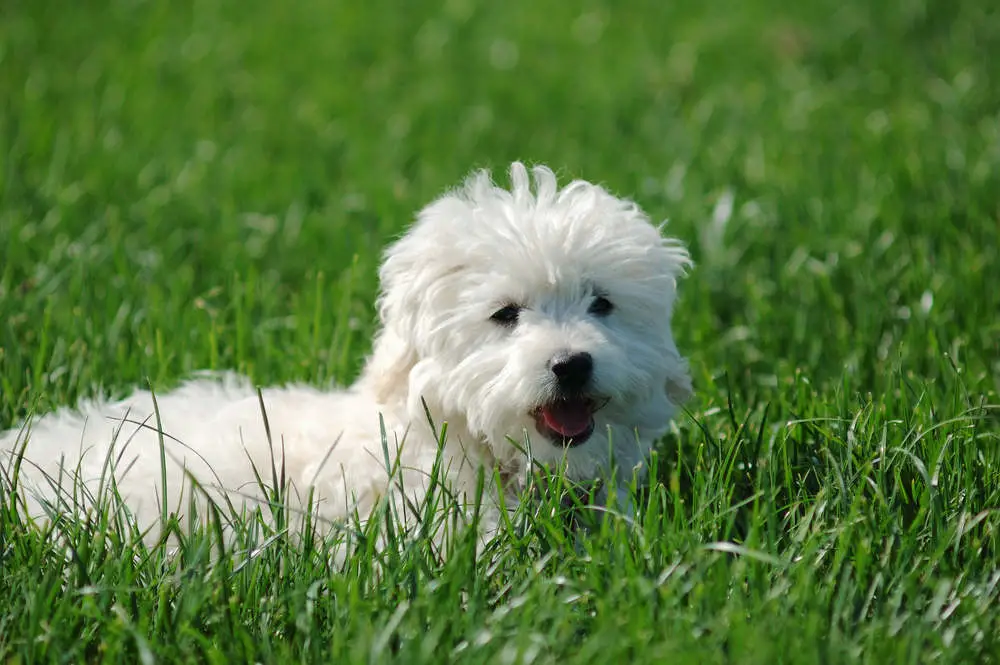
531, 396, 605, 447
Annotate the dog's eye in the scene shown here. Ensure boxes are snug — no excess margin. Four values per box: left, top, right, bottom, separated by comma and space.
588, 296, 614, 317
490, 304, 522, 327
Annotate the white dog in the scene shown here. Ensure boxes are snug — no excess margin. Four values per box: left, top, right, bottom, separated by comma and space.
1, 162, 692, 547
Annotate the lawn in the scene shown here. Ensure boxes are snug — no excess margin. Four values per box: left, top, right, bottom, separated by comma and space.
1, 0, 999, 662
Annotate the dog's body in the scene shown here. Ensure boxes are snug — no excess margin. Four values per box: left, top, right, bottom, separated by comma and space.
1, 163, 692, 543
4, 373, 491, 537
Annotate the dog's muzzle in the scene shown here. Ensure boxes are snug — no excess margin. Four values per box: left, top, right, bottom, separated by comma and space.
550, 351, 593, 394
532, 397, 598, 447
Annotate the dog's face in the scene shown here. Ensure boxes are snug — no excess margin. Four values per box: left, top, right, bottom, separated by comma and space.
370, 163, 691, 480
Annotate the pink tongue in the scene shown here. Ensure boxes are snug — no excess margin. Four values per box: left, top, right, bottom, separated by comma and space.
541, 399, 593, 437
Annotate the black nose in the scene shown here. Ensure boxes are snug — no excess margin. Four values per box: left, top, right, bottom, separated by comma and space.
550, 352, 593, 393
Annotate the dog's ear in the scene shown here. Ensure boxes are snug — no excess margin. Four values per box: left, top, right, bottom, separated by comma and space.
361, 329, 419, 404
664, 349, 693, 406
360, 228, 430, 405
361, 206, 465, 404
665, 368, 693, 406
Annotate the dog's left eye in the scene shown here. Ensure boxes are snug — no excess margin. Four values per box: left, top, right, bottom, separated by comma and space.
588, 296, 614, 317
490, 304, 522, 327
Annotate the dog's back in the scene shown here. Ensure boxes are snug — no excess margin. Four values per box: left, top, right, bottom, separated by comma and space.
0, 373, 390, 536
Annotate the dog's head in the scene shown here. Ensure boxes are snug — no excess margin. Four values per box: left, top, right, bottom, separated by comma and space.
364, 163, 692, 480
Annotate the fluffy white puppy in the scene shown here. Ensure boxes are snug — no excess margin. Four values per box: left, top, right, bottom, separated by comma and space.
1, 162, 692, 545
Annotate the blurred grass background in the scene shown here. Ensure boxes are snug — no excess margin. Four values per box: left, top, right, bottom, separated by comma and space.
1, 0, 998, 661
3, 0, 996, 413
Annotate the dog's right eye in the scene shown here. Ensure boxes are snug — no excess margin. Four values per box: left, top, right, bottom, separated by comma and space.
490, 304, 522, 327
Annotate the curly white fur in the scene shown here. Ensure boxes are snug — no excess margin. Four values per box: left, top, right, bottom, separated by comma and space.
1, 162, 692, 543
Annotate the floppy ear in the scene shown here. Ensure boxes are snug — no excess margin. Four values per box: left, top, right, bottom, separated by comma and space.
360, 197, 468, 405
663, 338, 694, 406
356, 223, 423, 404
362, 328, 419, 404
665, 363, 694, 406
654, 234, 693, 407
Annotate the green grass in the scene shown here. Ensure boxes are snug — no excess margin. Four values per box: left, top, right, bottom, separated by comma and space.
2, 0, 999, 661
